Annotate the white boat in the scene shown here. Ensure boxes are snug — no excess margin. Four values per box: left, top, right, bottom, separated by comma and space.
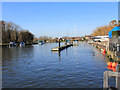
73, 40, 79, 46
38, 41, 45, 45
20, 42, 25, 47
9, 42, 16, 47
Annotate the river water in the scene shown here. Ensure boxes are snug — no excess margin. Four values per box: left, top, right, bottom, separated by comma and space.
2, 43, 111, 88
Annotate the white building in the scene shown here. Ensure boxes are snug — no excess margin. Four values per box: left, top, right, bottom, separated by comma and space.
92, 35, 109, 42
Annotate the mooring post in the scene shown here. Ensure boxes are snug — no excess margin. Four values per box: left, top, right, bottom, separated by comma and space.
103, 71, 108, 89
116, 64, 120, 90
103, 69, 120, 90
116, 77, 120, 89
65, 39, 67, 45
59, 39, 60, 48
117, 44, 120, 52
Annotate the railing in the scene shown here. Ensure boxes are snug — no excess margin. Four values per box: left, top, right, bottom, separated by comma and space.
103, 65, 120, 90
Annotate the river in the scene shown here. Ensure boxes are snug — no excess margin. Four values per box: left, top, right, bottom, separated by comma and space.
2, 43, 112, 88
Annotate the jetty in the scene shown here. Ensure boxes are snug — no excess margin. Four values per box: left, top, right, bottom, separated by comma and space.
52, 44, 73, 51
51, 38, 73, 51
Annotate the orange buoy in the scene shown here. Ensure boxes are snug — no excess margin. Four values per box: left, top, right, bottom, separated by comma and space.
112, 67, 116, 72
107, 62, 112, 67
103, 50, 106, 54
112, 62, 117, 68
107, 66, 112, 70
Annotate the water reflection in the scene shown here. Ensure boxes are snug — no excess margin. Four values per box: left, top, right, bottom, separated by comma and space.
58, 51, 61, 61
52, 51, 61, 61
51, 46, 69, 61
2, 45, 34, 61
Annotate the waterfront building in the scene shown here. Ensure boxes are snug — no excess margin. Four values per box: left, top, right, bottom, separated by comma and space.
84, 35, 93, 40
62, 37, 82, 41
108, 26, 120, 52
91, 35, 109, 42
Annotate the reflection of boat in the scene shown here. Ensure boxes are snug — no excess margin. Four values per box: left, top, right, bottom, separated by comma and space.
73, 40, 79, 46
73, 24, 79, 46
38, 41, 45, 45
9, 42, 16, 47
20, 42, 25, 47
66, 40, 71, 45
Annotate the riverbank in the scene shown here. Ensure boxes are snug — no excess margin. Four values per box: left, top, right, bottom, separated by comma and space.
89, 42, 120, 63
0, 42, 38, 46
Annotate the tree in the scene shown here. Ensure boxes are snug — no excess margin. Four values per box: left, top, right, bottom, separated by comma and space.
91, 20, 116, 36
11, 30, 18, 42
39, 36, 44, 41
33, 37, 38, 41
18, 32, 23, 42
4, 30, 11, 43
1, 21, 34, 43
109, 20, 117, 26
18, 30, 34, 42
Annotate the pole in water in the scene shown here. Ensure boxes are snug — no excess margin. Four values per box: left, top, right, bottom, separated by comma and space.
66, 39, 67, 45
116, 64, 120, 89
59, 39, 60, 47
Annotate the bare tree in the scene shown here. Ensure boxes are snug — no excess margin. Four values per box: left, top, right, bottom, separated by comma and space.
91, 20, 116, 36
33, 37, 38, 41
1, 21, 34, 43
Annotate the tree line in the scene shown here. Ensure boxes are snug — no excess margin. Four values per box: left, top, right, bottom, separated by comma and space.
1, 21, 34, 43
33, 36, 60, 43
91, 20, 120, 36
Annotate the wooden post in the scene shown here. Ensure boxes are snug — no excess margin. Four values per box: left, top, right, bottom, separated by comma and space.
116, 64, 120, 89
117, 44, 120, 62
116, 77, 120, 89
112, 43, 114, 52
115, 51, 117, 58
59, 39, 60, 47
103, 71, 108, 89
103, 71, 120, 89
65, 39, 67, 45
110, 43, 111, 51
117, 44, 120, 52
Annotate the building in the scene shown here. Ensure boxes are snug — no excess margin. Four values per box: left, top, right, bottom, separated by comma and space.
91, 35, 109, 42
62, 37, 82, 41
108, 26, 120, 52
84, 35, 93, 40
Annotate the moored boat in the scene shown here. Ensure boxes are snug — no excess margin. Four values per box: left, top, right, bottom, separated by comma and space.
73, 40, 79, 46
9, 42, 16, 47
20, 42, 25, 47
38, 41, 45, 45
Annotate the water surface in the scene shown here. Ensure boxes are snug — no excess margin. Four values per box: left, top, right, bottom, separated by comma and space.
2, 43, 111, 88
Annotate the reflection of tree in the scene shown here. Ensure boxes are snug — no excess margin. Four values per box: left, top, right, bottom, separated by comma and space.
2, 45, 34, 64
